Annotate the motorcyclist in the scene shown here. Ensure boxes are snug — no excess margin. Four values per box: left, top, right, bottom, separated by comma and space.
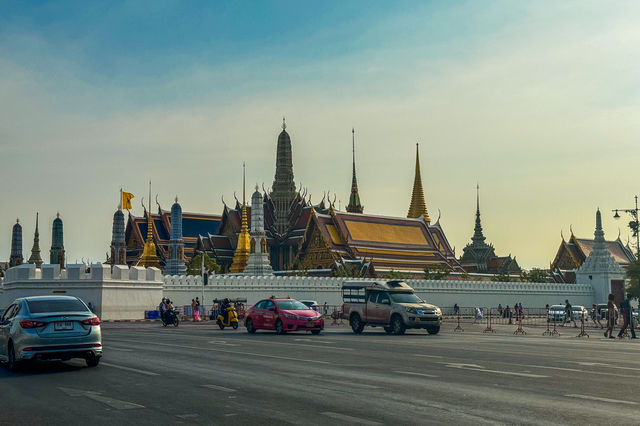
159, 297, 167, 323
164, 299, 174, 323
220, 298, 231, 323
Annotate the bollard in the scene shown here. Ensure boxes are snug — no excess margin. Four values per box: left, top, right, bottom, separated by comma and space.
453, 310, 464, 332
513, 310, 526, 335
576, 312, 589, 338
483, 308, 495, 333
543, 308, 559, 336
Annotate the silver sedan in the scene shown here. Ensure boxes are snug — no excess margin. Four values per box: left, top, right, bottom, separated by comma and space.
0, 295, 102, 371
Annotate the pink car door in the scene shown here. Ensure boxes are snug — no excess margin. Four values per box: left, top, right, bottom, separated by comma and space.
251, 300, 267, 328
262, 300, 277, 329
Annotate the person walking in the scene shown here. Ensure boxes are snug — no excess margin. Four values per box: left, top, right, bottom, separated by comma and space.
617, 293, 637, 339
591, 303, 603, 329
211, 299, 219, 320
497, 304, 503, 317
453, 304, 460, 315
604, 293, 617, 338
191, 298, 201, 322
562, 299, 576, 327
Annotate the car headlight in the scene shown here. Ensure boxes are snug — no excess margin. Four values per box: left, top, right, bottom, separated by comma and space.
406, 307, 417, 314
435, 308, 442, 315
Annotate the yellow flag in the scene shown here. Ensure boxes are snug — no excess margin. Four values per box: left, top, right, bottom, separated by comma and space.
122, 191, 134, 210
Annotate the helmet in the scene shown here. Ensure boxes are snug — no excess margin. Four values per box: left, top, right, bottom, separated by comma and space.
224, 298, 230, 304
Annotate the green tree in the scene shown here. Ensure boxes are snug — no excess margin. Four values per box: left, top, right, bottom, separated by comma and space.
520, 268, 549, 283
491, 273, 511, 282
626, 258, 640, 300
383, 269, 405, 279
186, 252, 221, 276
423, 264, 452, 280
332, 263, 362, 278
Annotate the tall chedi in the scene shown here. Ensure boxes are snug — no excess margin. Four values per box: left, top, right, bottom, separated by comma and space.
27, 213, 44, 267
9, 218, 23, 267
136, 182, 160, 268
110, 208, 126, 265
346, 128, 364, 214
244, 185, 274, 276
230, 164, 251, 273
271, 118, 297, 235
407, 143, 431, 223
165, 197, 187, 275
49, 213, 65, 268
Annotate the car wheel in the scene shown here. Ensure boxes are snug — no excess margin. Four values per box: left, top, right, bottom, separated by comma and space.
311, 330, 321, 335
246, 318, 256, 334
275, 319, 286, 335
391, 315, 406, 335
7, 343, 19, 372
86, 354, 101, 367
427, 326, 440, 335
350, 314, 365, 334
217, 320, 224, 330
383, 326, 393, 334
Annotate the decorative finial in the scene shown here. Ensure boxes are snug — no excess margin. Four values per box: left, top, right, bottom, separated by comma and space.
282, 117, 286, 131
16, 218, 19, 223
56, 212, 60, 218
255, 184, 259, 192
242, 161, 246, 206
175, 196, 178, 203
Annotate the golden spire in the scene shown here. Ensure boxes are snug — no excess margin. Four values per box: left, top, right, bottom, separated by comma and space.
230, 163, 251, 273
407, 143, 430, 222
137, 181, 160, 268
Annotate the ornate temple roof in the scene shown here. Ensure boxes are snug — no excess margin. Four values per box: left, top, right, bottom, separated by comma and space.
407, 143, 430, 222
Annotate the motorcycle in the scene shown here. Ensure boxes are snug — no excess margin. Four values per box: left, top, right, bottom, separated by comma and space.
162, 307, 180, 327
217, 306, 239, 330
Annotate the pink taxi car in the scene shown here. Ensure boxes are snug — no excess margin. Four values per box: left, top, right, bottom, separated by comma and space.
244, 297, 324, 335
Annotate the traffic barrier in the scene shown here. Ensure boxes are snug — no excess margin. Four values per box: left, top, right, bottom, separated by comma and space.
483, 308, 495, 333
513, 310, 526, 335
576, 311, 589, 338
542, 308, 559, 336
453, 311, 464, 332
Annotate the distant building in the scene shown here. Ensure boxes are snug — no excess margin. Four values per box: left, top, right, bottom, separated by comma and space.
9, 218, 23, 267
459, 187, 521, 275
49, 213, 65, 268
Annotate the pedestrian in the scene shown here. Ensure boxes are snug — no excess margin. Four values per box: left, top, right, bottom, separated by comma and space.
591, 303, 603, 329
196, 297, 201, 315
87, 302, 94, 313
323, 302, 328, 316
504, 305, 510, 319
562, 299, 576, 327
191, 299, 201, 322
453, 303, 460, 315
604, 293, 617, 339
617, 293, 637, 339
211, 299, 219, 320
473, 307, 483, 324
497, 304, 503, 316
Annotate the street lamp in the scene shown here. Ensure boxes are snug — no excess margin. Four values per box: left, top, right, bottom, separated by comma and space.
612, 195, 640, 260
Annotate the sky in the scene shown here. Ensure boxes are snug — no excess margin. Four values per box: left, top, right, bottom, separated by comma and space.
1, 0, 639, 268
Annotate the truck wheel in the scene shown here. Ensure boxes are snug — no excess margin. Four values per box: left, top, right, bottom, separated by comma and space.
383, 326, 393, 334
350, 314, 365, 334
427, 326, 440, 335
391, 315, 406, 335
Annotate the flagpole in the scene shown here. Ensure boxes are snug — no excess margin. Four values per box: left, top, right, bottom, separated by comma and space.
201, 252, 205, 313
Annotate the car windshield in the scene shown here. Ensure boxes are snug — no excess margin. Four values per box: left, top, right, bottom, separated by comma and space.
27, 299, 89, 313
276, 300, 310, 310
572, 307, 584, 311
390, 293, 423, 304
550, 306, 564, 310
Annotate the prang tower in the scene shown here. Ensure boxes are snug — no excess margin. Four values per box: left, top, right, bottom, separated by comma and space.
244, 185, 275, 276
165, 197, 187, 275
49, 213, 65, 268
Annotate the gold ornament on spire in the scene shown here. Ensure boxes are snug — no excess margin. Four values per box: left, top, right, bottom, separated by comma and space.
407, 143, 430, 222
137, 181, 160, 268
230, 163, 251, 273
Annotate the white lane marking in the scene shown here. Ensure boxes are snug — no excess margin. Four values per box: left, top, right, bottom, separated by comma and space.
229, 339, 353, 352
58, 387, 144, 410
101, 362, 159, 376
294, 338, 335, 344
106, 347, 133, 352
202, 384, 236, 392
565, 394, 639, 406
394, 370, 438, 378
573, 361, 640, 372
314, 378, 380, 389
321, 412, 382, 425
521, 364, 632, 378
576, 362, 609, 367
441, 362, 548, 378
414, 354, 443, 359
208, 340, 239, 347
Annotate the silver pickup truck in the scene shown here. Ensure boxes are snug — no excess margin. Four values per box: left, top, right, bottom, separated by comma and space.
342, 280, 442, 335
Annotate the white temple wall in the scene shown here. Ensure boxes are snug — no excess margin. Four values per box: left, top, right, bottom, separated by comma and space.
163, 275, 595, 309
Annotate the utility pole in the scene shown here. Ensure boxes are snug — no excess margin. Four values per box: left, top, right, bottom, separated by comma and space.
613, 195, 640, 259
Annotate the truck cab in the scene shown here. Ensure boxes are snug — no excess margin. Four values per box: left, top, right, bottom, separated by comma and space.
342, 280, 442, 335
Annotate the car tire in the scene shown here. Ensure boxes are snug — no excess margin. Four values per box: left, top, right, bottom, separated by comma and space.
275, 319, 286, 335
350, 314, 365, 334
311, 330, 321, 335
427, 326, 440, 335
391, 315, 406, 335
246, 318, 256, 334
383, 326, 393, 334
86, 354, 101, 367
7, 342, 19, 372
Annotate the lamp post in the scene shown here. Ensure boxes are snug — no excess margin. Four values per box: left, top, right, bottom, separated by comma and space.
612, 195, 640, 259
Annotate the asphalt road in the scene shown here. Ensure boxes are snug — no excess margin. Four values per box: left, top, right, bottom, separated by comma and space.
1, 321, 639, 426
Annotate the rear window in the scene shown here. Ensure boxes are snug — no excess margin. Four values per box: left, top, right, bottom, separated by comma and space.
27, 299, 89, 313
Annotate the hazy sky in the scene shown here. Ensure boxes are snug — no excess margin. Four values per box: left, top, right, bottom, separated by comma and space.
1, 1, 639, 268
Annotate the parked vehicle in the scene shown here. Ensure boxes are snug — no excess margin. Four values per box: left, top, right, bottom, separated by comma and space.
547, 304, 589, 322
342, 280, 442, 335
0, 296, 102, 371
244, 297, 324, 334
161, 307, 179, 327
300, 300, 319, 311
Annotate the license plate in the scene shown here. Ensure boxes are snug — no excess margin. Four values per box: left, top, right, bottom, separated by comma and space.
55, 321, 73, 331
417, 310, 424, 315
306, 321, 313, 327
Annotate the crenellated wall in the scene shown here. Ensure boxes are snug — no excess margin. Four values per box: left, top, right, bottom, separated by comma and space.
1, 264, 164, 320
163, 275, 595, 309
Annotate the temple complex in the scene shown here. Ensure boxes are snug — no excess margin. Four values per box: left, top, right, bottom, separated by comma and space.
459, 186, 521, 274
9, 218, 23, 267
550, 224, 635, 283
27, 213, 44, 267
49, 213, 65, 268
